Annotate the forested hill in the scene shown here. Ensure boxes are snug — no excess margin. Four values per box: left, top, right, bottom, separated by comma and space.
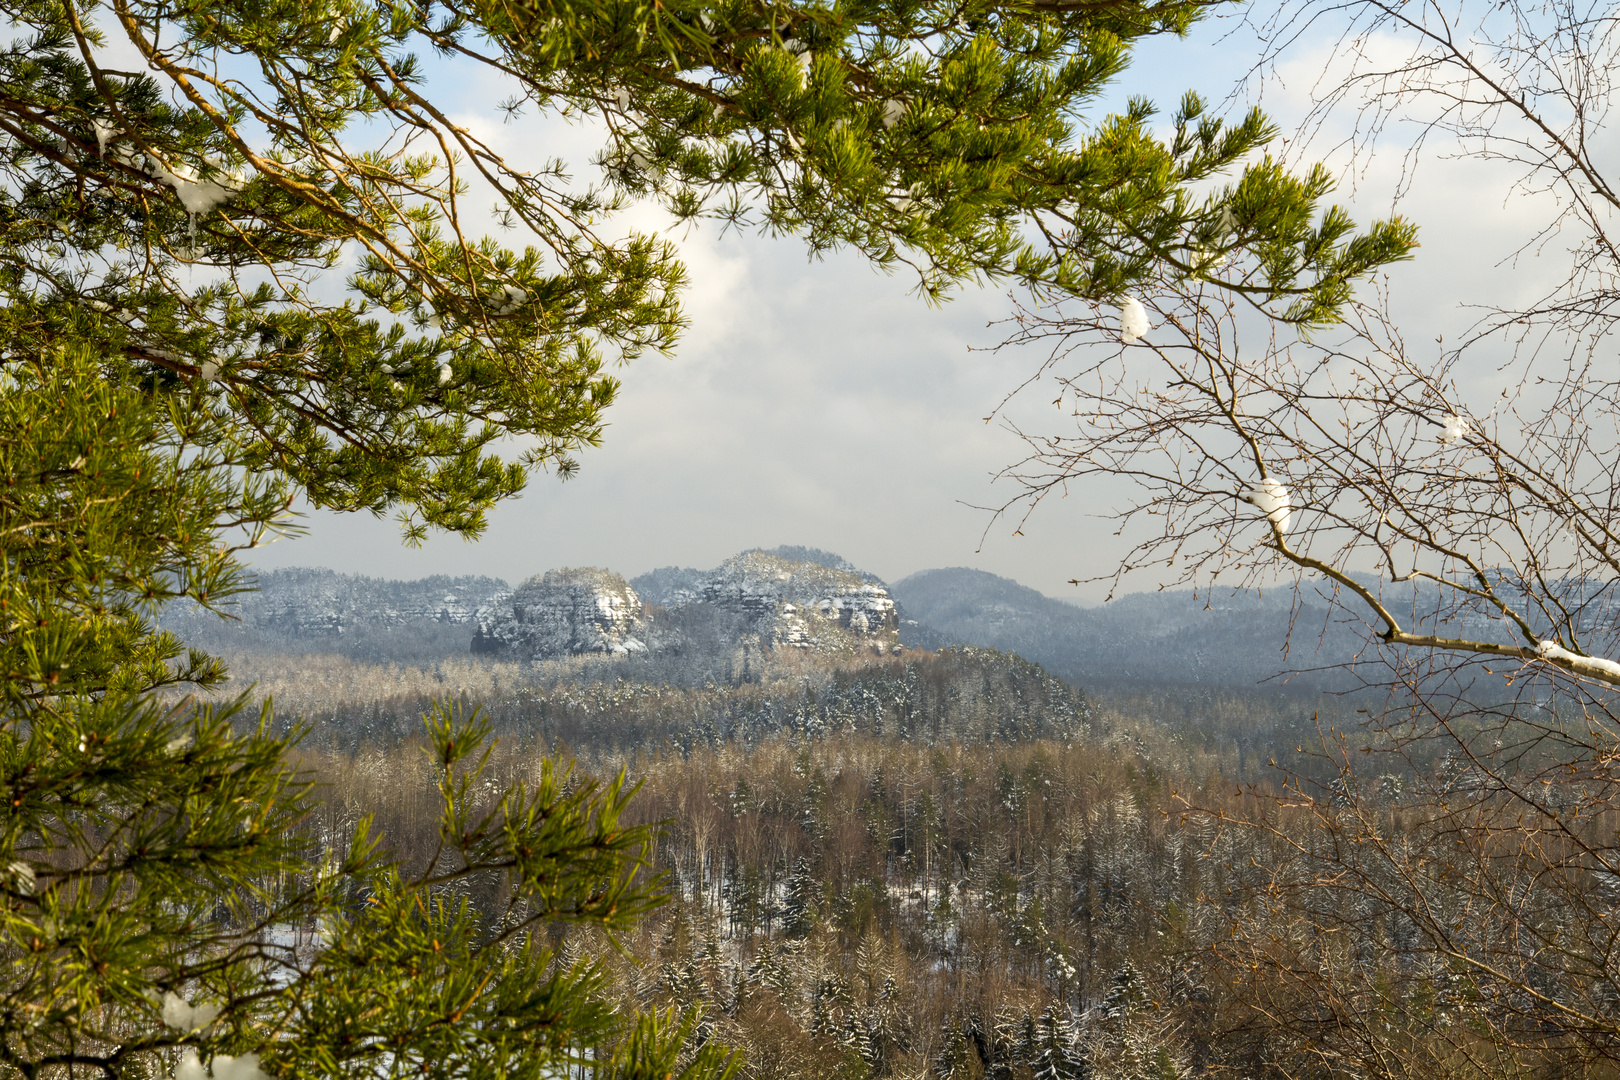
890, 568, 1372, 689
162, 567, 510, 663
169, 548, 1377, 689
245, 645, 1114, 754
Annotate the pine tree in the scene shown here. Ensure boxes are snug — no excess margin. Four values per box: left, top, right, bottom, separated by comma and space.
933, 1021, 982, 1080
1085, 965, 1190, 1080
778, 858, 822, 939
1027, 1006, 1086, 1080
2, 694, 729, 1080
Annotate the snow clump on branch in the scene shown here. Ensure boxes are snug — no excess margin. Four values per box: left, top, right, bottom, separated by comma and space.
1535, 640, 1620, 681
1439, 414, 1470, 445
146, 156, 245, 216
161, 993, 220, 1032
91, 120, 122, 157
174, 1050, 269, 1080
1118, 296, 1151, 343
1238, 477, 1292, 536
888, 183, 924, 211
784, 39, 813, 82
494, 284, 529, 315
5, 859, 33, 894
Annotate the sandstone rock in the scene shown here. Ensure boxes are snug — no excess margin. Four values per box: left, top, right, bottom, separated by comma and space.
472, 568, 646, 659
700, 551, 899, 652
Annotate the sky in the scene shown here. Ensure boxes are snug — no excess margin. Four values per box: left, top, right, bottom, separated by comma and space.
244, 7, 1561, 603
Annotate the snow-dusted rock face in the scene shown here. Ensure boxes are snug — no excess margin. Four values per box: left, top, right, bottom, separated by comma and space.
164, 550, 900, 665
472, 568, 646, 659
699, 551, 899, 652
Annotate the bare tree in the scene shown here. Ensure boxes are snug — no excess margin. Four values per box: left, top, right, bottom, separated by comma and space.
1199, 691, 1620, 1077
1253, 0, 1620, 359
992, 281, 1620, 684
981, 3, 1620, 1071
987, 0, 1620, 680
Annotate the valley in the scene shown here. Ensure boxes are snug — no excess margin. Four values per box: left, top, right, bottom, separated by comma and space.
167, 546, 1565, 1079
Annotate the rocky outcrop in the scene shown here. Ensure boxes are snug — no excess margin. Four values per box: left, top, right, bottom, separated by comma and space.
472, 568, 646, 659
700, 551, 899, 653
472, 554, 897, 661
163, 551, 903, 666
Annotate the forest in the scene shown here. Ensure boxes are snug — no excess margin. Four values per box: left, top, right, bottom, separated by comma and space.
231, 631, 1599, 1080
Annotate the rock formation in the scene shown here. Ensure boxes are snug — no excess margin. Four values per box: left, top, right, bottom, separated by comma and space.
472, 568, 646, 659
162, 549, 904, 665
698, 550, 899, 653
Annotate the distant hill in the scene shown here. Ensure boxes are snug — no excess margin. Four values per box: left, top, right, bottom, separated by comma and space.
162, 568, 511, 664
889, 568, 1085, 654
890, 567, 1373, 689
163, 554, 1384, 691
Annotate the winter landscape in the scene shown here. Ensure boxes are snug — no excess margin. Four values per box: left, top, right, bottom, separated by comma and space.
167, 544, 1378, 1078
12, 0, 1620, 1078
149, 542, 1560, 1079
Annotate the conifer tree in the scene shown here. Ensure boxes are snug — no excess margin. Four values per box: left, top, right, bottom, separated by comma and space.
0, 0, 1413, 1078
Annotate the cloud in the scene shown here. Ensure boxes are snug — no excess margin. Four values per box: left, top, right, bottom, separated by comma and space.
250, 226, 1110, 594
248, 14, 1574, 604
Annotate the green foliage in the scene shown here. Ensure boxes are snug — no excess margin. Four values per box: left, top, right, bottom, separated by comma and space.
2, 699, 717, 1080
7, 1, 652, 547
480, 0, 1414, 312
1, 1, 1411, 557
0, 340, 269, 701
1, 694, 307, 1058
1026, 93, 1419, 323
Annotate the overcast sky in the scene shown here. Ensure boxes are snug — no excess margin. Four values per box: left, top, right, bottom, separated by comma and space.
245, 9, 1553, 603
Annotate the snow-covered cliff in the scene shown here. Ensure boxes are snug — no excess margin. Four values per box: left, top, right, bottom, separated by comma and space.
165, 549, 902, 665
472, 568, 646, 659
472, 552, 900, 660
696, 551, 898, 652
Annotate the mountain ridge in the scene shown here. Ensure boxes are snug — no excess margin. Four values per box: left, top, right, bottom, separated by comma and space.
164, 552, 1376, 688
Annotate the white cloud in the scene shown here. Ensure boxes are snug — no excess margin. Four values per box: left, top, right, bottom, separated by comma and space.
247, 11, 1580, 603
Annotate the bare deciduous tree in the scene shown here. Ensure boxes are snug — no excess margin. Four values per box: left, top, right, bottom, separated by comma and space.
989, 0, 1620, 684
993, 283, 1620, 684
981, 5, 1620, 1071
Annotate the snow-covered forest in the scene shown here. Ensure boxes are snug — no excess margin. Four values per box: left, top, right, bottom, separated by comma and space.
246, 627, 1594, 1079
